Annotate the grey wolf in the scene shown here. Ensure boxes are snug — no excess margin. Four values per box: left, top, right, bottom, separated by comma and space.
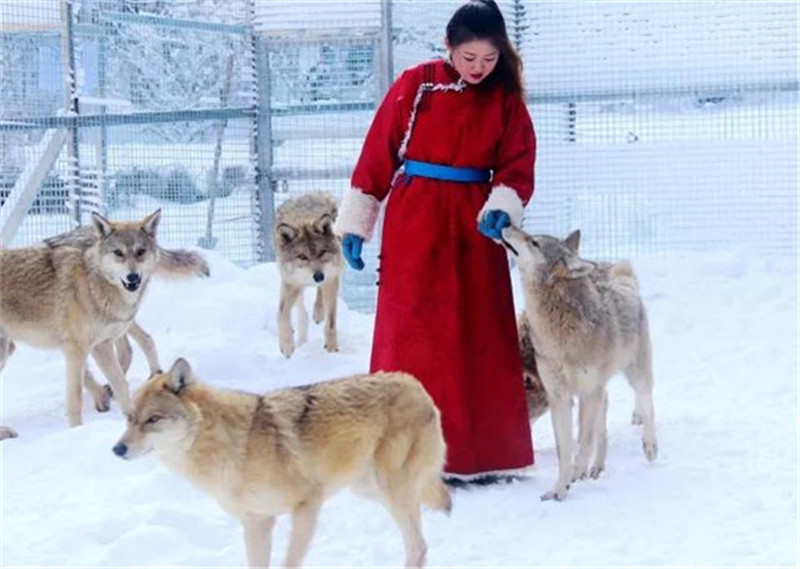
37, 224, 210, 420
0, 210, 166, 438
273, 192, 344, 358
113, 359, 451, 568
503, 227, 657, 501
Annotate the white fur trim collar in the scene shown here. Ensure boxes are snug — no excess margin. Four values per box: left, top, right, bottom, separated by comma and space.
477, 184, 525, 227
332, 187, 381, 241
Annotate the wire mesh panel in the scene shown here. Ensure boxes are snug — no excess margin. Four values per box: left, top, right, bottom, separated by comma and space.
521, 1, 799, 260
1, 0, 262, 266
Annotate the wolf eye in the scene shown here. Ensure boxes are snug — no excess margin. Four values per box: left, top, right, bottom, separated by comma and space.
114, 249, 125, 258
135, 248, 146, 258
316, 251, 327, 259
145, 415, 162, 425
297, 254, 309, 261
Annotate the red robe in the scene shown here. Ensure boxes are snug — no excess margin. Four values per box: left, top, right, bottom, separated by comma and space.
334, 59, 536, 476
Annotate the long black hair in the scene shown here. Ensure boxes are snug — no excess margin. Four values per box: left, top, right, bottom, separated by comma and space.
446, 0, 525, 96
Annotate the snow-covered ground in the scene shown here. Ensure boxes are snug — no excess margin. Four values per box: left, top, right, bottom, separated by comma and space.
1, 245, 797, 567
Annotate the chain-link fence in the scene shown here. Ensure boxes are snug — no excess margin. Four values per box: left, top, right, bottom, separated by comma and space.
2, 0, 797, 312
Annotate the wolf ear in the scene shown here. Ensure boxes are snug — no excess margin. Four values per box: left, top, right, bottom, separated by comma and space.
313, 213, 333, 234
565, 256, 594, 278
140, 209, 161, 238
277, 223, 298, 243
91, 212, 113, 238
564, 230, 581, 253
165, 358, 194, 395
551, 257, 594, 281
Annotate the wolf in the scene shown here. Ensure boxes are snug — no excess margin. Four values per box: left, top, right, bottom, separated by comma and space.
273, 192, 344, 358
37, 223, 211, 418
113, 359, 451, 568
518, 312, 549, 422
0, 210, 164, 438
502, 226, 657, 501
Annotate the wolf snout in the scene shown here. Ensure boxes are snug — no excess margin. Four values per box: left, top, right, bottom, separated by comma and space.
122, 272, 141, 292
313, 271, 325, 283
112, 442, 128, 458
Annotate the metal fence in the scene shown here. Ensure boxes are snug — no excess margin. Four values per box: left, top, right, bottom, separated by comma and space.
1, 0, 798, 312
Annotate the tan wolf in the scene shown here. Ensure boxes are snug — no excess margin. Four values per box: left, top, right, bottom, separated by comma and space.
39, 224, 210, 415
517, 312, 548, 422
113, 359, 451, 568
273, 192, 344, 358
502, 226, 657, 501
0, 210, 166, 438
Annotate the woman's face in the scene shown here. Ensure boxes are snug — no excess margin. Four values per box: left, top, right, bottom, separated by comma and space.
447, 38, 499, 85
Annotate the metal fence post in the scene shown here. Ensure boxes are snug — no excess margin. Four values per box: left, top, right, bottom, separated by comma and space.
254, 33, 275, 262
60, 0, 82, 226
379, 0, 394, 94
97, 8, 109, 211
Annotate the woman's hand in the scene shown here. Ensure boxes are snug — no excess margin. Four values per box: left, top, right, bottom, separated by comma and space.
478, 209, 511, 240
342, 233, 365, 270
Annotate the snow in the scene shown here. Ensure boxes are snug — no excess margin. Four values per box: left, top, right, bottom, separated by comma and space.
1, 245, 797, 567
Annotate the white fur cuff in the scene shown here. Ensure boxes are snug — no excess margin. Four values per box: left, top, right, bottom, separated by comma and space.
477, 185, 525, 227
333, 187, 381, 241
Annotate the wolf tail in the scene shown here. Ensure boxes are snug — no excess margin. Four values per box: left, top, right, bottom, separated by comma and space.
155, 248, 210, 279
422, 476, 452, 515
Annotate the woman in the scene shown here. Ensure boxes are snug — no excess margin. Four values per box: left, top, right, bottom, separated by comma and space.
333, 0, 536, 482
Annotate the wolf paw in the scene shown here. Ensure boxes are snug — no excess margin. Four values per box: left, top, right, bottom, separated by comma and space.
0, 426, 19, 440
571, 467, 588, 483
540, 485, 569, 501
631, 411, 643, 425
94, 385, 113, 413
279, 336, 295, 359
589, 466, 604, 479
312, 306, 324, 325
643, 439, 658, 461
324, 330, 338, 353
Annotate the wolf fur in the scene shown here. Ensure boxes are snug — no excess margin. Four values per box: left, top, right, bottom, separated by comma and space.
113, 359, 451, 568
518, 312, 549, 422
503, 226, 657, 501
0, 210, 164, 438
42, 223, 210, 393
273, 192, 344, 358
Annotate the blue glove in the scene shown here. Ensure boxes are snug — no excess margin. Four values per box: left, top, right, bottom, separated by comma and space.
478, 209, 511, 240
342, 233, 365, 271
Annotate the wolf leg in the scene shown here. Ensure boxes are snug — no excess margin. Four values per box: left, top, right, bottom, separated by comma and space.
295, 291, 308, 347
383, 488, 427, 568
115, 334, 134, 375
82, 368, 112, 412
321, 276, 339, 352
573, 388, 604, 482
0, 333, 15, 370
63, 344, 89, 427
127, 321, 162, 375
312, 286, 324, 324
283, 497, 322, 568
242, 513, 275, 568
91, 340, 132, 414
278, 284, 302, 358
542, 388, 573, 501
589, 391, 609, 479
625, 340, 657, 462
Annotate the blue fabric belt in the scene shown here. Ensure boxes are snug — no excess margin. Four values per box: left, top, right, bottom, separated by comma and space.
404, 159, 492, 183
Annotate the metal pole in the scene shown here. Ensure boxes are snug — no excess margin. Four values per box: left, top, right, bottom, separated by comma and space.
97, 11, 109, 211
60, 0, 81, 226
253, 25, 275, 261
379, 0, 394, 95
